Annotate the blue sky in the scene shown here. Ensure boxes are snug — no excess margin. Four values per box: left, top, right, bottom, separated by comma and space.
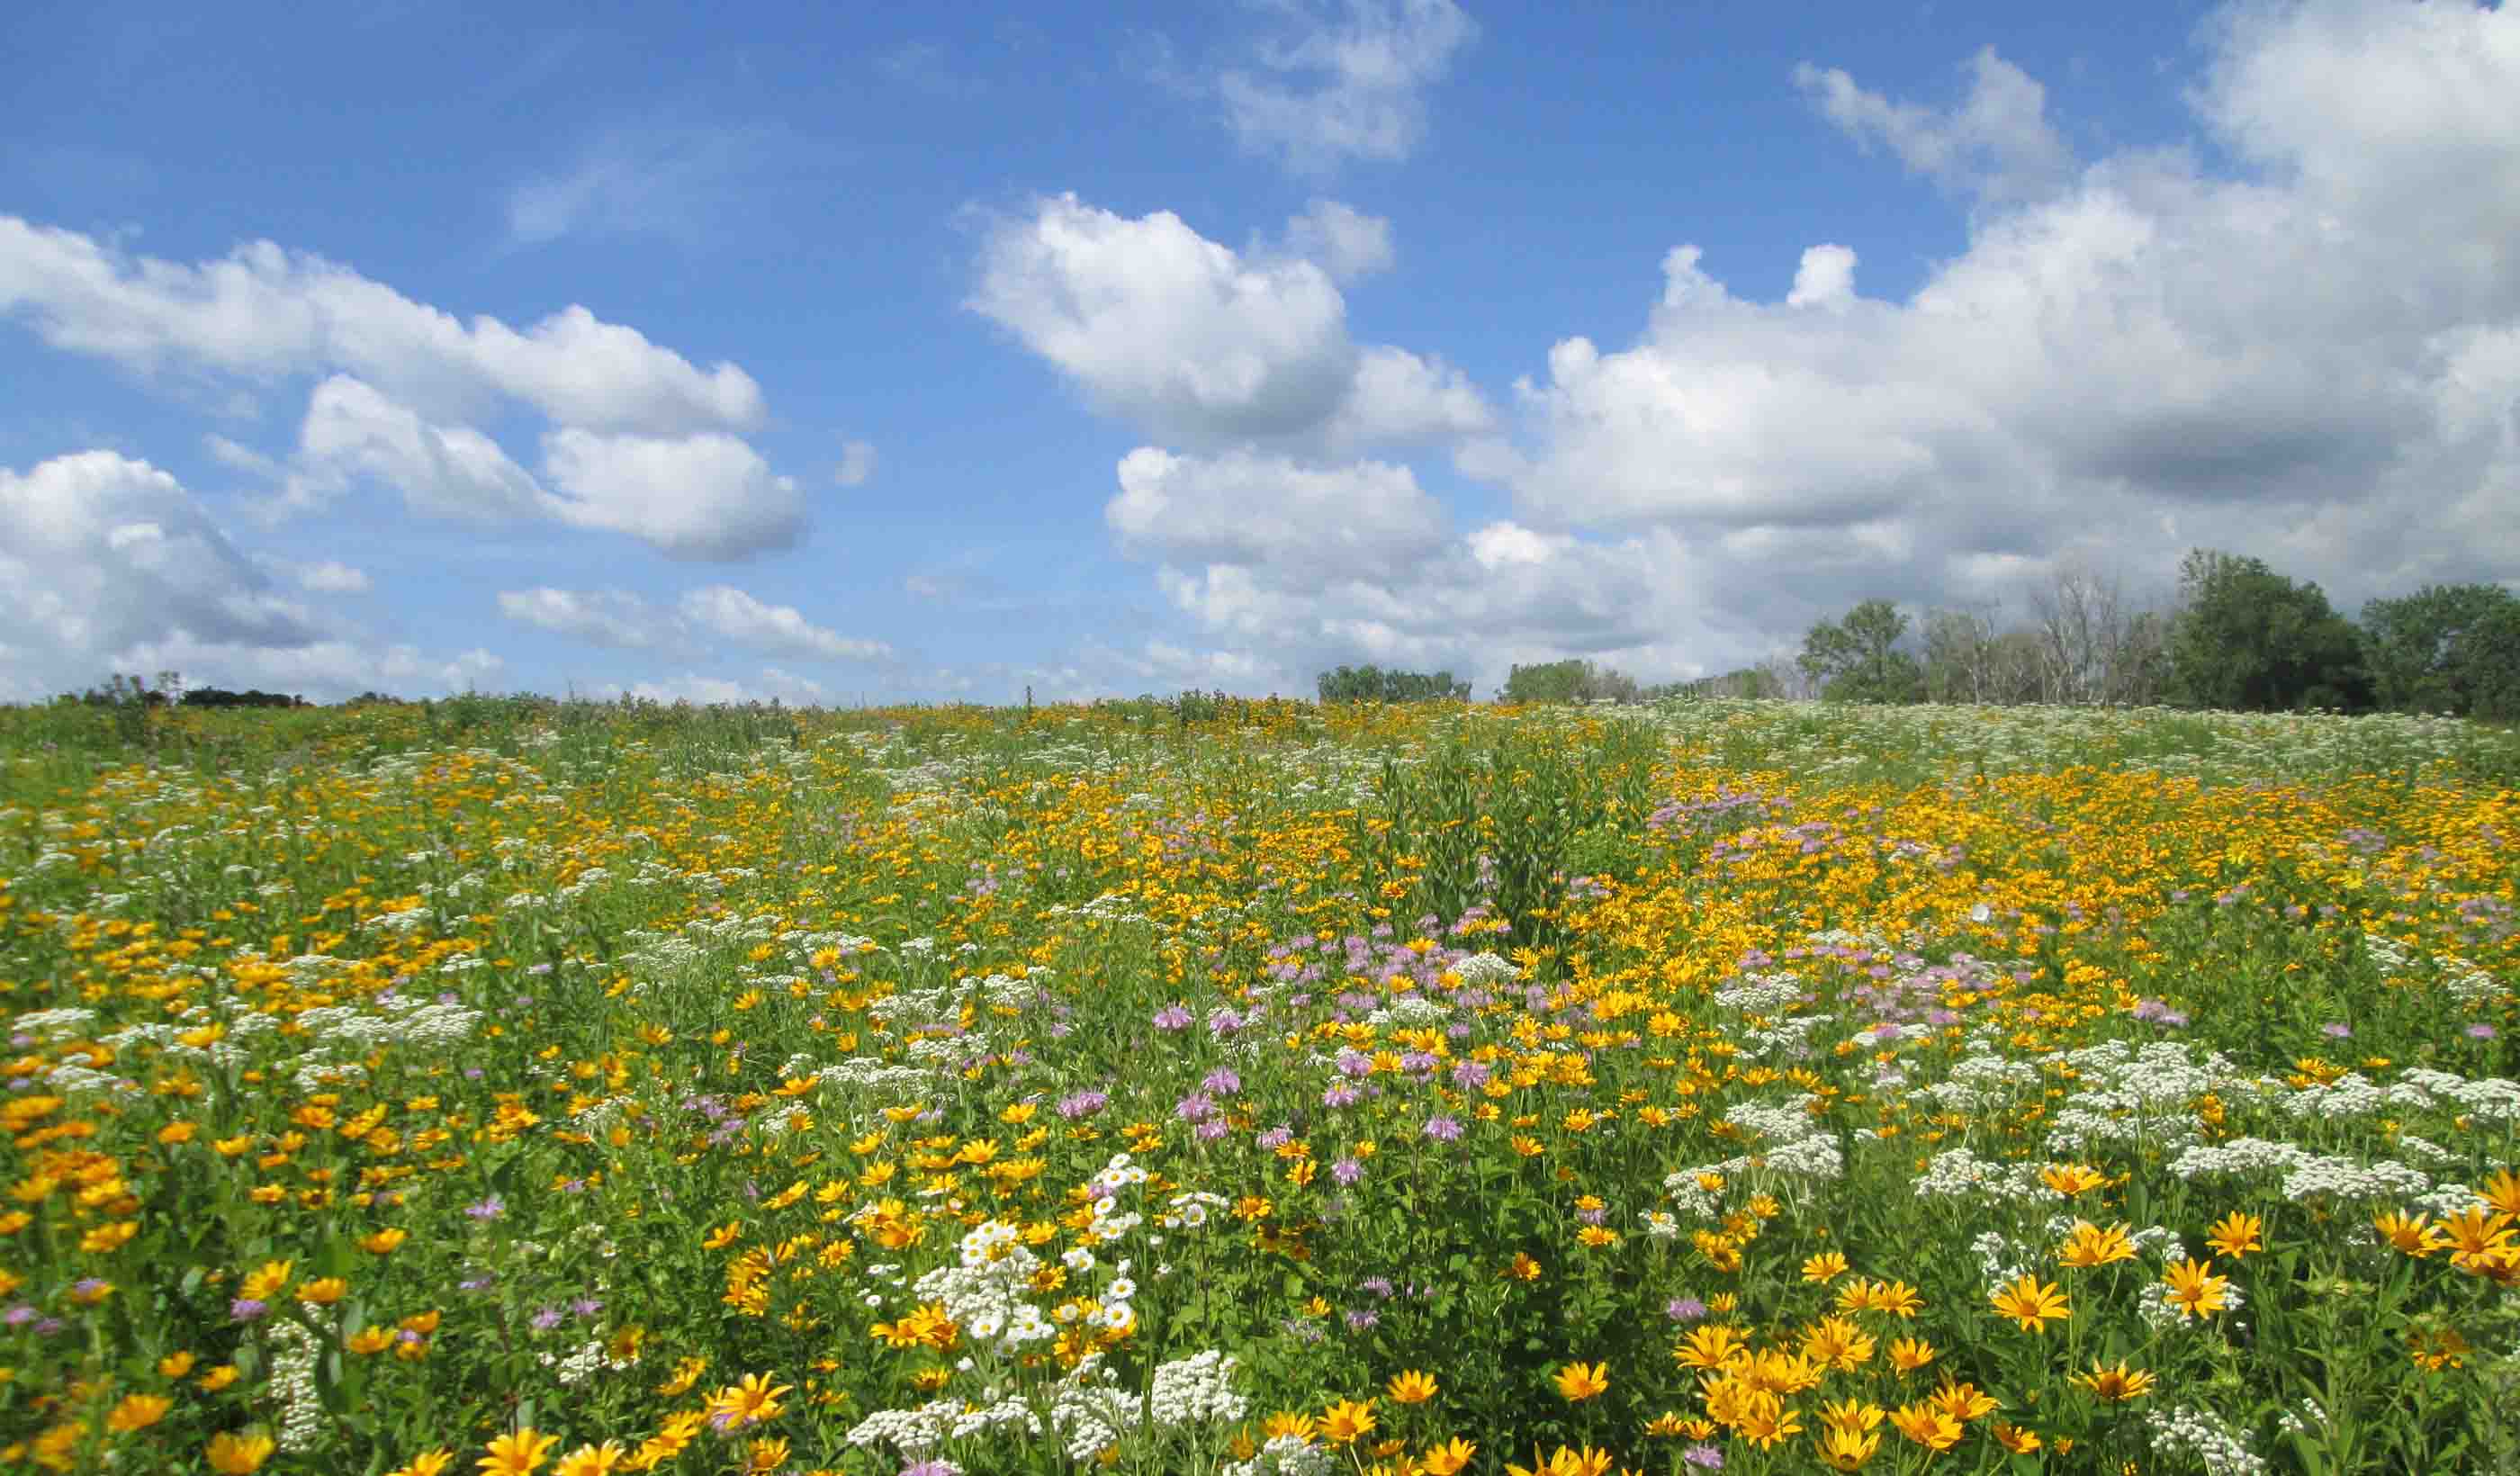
4, 0, 2516, 705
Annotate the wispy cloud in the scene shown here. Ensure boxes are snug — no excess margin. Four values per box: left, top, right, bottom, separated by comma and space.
503, 113, 795, 250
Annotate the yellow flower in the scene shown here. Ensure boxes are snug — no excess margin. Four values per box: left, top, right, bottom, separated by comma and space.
1987, 1274, 2070, 1333
81, 1220, 140, 1255
348, 1327, 398, 1355
1386, 1370, 1439, 1404
2161, 1257, 2230, 1319
2072, 1360, 2156, 1402
1991, 1422, 2042, 1454
106, 1394, 173, 1433
2375, 1210, 2447, 1256
2056, 1220, 2136, 1268
1319, 1398, 1378, 1445
1813, 1423, 1882, 1471
297, 1276, 350, 1306
361, 1228, 410, 1255
1801, 1250, 1850, 1282
240, 1260, 293, 1301
1419, 1436, 1478, 1474
1930, 1381, 1998, 1422
1553, 1361, 1609, 1402
158, 1351, 196, 1378
1674, 1325, 1750, 1371
2204, 1210, 2264, 1258
2040, 1164, 2106, 1196
206, 1433, 278, 1473
1502, 1252, 1542, 1282
742, 1436, 790, 1473
387, 1450, 456, 1476
553, 1442, 627, 1476
704, 1373, 794, 1431
198, 1364, 241, 1392
1889, 1402, 1963, 1452
477, 1428, 559, 1475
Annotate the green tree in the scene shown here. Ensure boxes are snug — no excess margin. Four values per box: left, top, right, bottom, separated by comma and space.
2359, 583, 2520, 717
2167, 549, 2369, 712
1799, 600, 1925, 703
1499, 659, 1640, 704
1316, 664, 1472, 703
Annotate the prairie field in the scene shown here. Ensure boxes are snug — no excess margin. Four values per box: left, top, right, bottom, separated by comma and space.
4, 695, 2518, 1476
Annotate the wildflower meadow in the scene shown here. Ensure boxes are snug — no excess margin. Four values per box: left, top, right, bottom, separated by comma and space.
2, 693, 2516, 1476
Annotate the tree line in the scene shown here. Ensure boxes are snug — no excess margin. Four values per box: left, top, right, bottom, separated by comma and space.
1316, 548, 2519, 718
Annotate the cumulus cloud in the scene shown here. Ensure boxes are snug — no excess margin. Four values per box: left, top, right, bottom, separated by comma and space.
1109, 446, 1446, 585
499, 581, 892, 663
0, 449, 490, 700
539, 428, 810, 561
291, 374, 548, 520
1215, 0, 1478, 174
1454, 0, 2520, 642
676, 584, 893, 661
597, 667, 832, 706
496, 587, 674, 651
0, 216, 766, 434
1793, 44, 2076, 208
968, 192, 1490, 454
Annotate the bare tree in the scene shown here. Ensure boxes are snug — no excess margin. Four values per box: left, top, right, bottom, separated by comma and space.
1921, 603, 2006, 704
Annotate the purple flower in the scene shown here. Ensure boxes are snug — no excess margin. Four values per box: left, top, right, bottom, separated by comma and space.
2468, 1023, 2499, 1040
230, 1298, 269, 1323
1195, 1119, 1230, 1141
1057, 1091, 1108, 1120
1683, 1442, 1724, 1469
2322, 1022, 2353, 1040
1174, 1093, 1216, 1122
1257, 1126, 1294, 1150
461, 1275, 497, 1292
1345, 1309, 1379, 1331
1666, 1296, 1707, 1322
898, 1461, 962, 1476
1449, 1059, 1491, 1089
1422, 1116, 1462, 1142
466, 1194, 506, 1221
1359, 1276, 1395, 1299
532, 1306, 564, 1331
2, 1305, 34, 1327
572, 1297, 603, 1317
1202, 1066, 1242, 1095
1332, 1158, 1364, 1185
1321, 1083, 1361, 1109
1152, 1004, 1193, 1031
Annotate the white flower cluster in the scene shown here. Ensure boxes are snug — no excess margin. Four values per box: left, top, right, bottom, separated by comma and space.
294, 1001, 483, 1054
1367, 995, 1453, 1028
42, 1062, 140, 1098
1222, 1433, 1342, 1476
267, 1313, 326, 1453
1738, 1011, 1836, 1061
1970, 1230, 2037, 1289
2134, 1274, 2247, 1332
1660, 1094, 1844, 1211
2282, 1074, 2389, 1119
1158, 1191, 1231, 1232
10, 1006, 96, 1041
541, 1337, 639, 1386
1912, 1149, 2064, 1206
2390, 1068, 2520, 1123
2168, 1135, 2437, 1202
2145, 1403, 2270, 1476
1713, 972, 1804, 1013
1453, 951, 1522, 986
1148, 1348, 1248, 1427
906, 1220, 1056, 1351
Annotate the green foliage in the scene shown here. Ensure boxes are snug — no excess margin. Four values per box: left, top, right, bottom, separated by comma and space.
2360, 582, 2520, 720
2170, 549, 2371, 712
1498, 659, 1640, 705
1314, 664, 1472, 704
1799, 598, 1926, 704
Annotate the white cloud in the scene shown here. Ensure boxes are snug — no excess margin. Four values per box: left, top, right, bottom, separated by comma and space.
0, 448, 490, 701
496, 587, 673, 650
968, 192, 1490, 454
0, 450, 316, 662
1216, 0, 1478, 174
1109, 446, 1448, 585
295, 560, 370, 594
540, 428, 811, 561
1786, 244, 1858, 310
1794, 44, 2075, 208
0, 216, 766, 435
1279, 198, 1394, 280
292, 374, 547, 520
834, 438, 878, 487
676, 584, 892, 661
1461, 0, 2520, 639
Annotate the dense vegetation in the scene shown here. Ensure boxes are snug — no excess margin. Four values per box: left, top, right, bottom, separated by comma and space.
1, 691, 2514, 1474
